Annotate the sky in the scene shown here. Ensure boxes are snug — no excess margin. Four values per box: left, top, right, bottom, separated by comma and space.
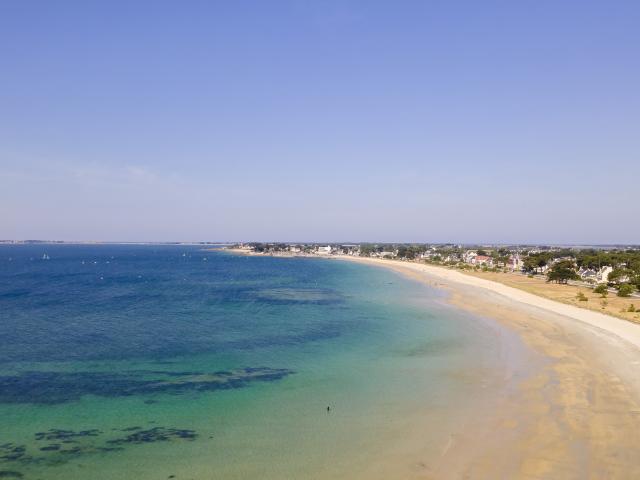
1, 1, 638, 244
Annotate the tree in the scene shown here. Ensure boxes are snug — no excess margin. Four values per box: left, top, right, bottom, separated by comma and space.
359, 244, 376, 257
617, 284, 636, 297
492, 253, 509, 267
593, 284, 608, 297
251, 243, 266, 253
523, 252, 552, 274
546, 260, 579, 284
608, 268, 633, 285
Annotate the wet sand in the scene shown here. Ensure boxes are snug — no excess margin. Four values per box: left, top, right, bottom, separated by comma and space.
336, 256, 640, 479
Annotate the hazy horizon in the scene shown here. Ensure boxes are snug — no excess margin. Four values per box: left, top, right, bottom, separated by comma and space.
3, 239, 639, 249
2, 1, 638, 244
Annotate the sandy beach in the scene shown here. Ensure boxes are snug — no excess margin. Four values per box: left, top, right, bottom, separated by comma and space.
333, 256, 640, 479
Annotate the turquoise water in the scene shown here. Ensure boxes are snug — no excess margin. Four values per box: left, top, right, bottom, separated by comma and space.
0, 246, 510, 479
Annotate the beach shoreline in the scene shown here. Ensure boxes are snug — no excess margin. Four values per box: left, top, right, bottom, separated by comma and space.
221, 248, 640, 324
330, 255, 640, 478
224, 249, 640, 477
331, 256, 640, 349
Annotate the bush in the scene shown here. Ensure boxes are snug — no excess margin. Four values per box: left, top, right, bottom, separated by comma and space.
629, 304, 637, 313
593, 284, 608, 297
576, 292, 588, 302
617, 284, 636, 297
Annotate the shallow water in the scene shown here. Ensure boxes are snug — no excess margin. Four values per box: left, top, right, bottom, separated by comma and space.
0, 245, 520, 479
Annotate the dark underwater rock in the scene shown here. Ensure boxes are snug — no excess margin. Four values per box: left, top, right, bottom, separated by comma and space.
39, 444, 61, 451
107, 427, 197, 445
0, 445, 27, 462
35, 429, 101, 441
1, 425, 196, 469
0, 367, 293, 405
254, 287, 343, 305
58, 446, 83, 455
0, 471, 23, 479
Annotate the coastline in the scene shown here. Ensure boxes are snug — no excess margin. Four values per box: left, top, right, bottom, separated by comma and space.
332, 255, 640, 478
224, 249, 640, 477
222, 248, 640, 324
333, 256, 640, 350
6, 245, 640, 479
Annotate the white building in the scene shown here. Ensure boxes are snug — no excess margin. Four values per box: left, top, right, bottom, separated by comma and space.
507, 254, 524, 272
577, 265, 613, 284
463, 251, 477, 264
597, 266, 614, 284
578, 267, 598, 283
373, 251, 395, 258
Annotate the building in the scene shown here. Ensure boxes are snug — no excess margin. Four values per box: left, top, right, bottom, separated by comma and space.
473, 255, 493, 266
597, 266, 613, 284
463, 251, 477, 264
316, 245, 332, 255
507, 254, 524, 272
578, 267, 598, 283
374, 251, 395, 258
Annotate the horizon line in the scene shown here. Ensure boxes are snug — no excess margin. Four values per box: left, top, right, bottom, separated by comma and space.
1, 240, 639, 248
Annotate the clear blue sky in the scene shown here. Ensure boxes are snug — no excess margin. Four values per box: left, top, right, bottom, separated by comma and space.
1, 1, 638, 244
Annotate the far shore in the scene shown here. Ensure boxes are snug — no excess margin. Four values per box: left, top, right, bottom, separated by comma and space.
225, 247, 640, 478
221, 247, 640, 324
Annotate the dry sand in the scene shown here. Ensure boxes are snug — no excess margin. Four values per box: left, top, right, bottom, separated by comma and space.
462, 269, 640, 324
334, 256, 640, 479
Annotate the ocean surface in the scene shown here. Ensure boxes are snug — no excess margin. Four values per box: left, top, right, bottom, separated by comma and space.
0, 245, 517, 479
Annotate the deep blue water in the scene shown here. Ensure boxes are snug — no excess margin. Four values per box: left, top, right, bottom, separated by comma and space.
0, 245, 362, 364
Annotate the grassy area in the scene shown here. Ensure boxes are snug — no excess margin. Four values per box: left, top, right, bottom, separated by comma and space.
461, 269, 640, 324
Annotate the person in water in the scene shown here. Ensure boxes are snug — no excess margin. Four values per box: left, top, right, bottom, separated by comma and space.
327, 406, 331, 412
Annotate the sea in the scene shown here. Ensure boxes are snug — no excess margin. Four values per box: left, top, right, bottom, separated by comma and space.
0, 245, 520, 479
